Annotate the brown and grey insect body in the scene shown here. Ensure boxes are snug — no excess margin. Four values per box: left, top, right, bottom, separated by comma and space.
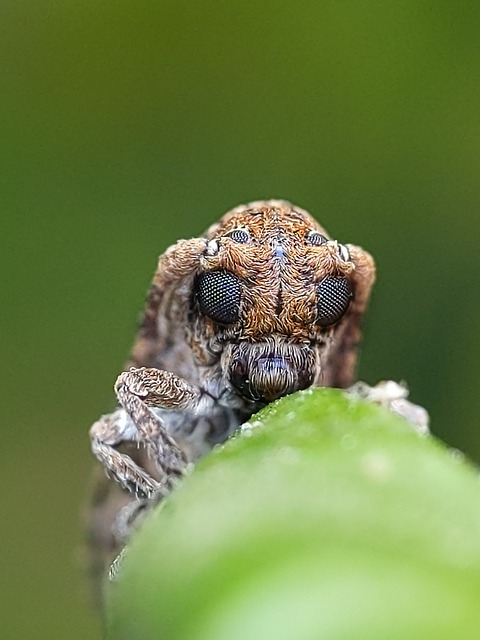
88, 199, 376, 581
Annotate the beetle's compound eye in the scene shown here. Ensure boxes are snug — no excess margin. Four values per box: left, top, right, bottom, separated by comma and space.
306, 231, 328, 246
225, 228, 250, 244
195, 271, 242, 324
316, 276, 351, 326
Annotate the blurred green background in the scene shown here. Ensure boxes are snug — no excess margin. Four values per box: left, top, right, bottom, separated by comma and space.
2, 1, 480, 638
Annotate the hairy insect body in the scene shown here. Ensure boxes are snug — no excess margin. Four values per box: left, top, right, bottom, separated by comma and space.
88, 200, 376, 586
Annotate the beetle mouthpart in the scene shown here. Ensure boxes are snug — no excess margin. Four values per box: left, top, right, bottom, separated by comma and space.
229, 349, 314, 404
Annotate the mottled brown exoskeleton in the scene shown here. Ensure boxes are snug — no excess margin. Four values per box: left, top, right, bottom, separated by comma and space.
90, 199, 420, 589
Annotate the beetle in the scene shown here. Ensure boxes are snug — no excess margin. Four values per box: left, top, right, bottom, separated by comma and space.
88, 199, 424, 588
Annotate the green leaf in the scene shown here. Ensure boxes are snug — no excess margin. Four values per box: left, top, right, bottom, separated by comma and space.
107, 388, 480, 640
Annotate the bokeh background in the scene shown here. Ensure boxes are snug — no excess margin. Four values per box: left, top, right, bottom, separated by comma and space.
2, 1, 480, 638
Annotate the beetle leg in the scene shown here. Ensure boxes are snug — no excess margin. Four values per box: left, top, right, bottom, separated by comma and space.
113, 367, 206, 482
89, 409, 163, 499
112, 498, 152, 543
347, 380, 430, 435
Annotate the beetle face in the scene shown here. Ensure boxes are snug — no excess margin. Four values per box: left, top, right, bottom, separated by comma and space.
190, 200, 364, 405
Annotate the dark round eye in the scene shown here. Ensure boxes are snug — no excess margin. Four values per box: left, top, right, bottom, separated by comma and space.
225, 228, 249, 244
195, 271, 241, 324
316, 277, 351, 326
306, 231, 328, 246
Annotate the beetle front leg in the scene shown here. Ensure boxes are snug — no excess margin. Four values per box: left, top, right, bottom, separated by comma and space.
114, 367, 211, 476
90, 409, 162, 499
91, 367, 208, 514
